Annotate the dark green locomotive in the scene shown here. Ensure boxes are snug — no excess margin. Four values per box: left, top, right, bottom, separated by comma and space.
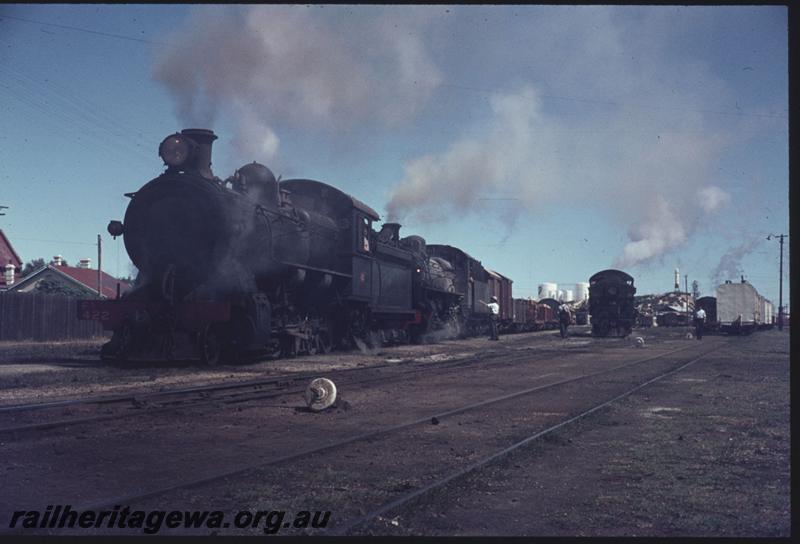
588, 269, 636, 337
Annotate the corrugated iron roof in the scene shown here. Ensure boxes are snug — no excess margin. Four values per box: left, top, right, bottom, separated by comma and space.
55, 265, 132, 299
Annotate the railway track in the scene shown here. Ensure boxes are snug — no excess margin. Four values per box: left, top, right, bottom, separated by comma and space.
338, 343, 725, 535
9, 338, 725, 535
0, 338, 636, 434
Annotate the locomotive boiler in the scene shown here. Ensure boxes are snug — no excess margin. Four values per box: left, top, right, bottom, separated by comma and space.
79, 129, 461, 364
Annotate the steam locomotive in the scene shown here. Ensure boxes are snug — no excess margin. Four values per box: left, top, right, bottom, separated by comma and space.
588, 269, 637, 337
78, 129, 462, 364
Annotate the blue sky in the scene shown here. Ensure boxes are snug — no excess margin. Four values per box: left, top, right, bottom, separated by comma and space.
0, 5, 789, 309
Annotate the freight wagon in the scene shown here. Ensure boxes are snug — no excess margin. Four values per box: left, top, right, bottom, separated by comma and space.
486, 268, 513, 330
716, 280, 771, 334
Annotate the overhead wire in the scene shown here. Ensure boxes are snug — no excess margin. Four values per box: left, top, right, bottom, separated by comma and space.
440, 82, 788, 121
0, 65, 155, 167
0, 14, 167, 46
0, 14, 787, 124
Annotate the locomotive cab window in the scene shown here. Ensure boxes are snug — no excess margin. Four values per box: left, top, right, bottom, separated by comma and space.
358, 215, 371, 253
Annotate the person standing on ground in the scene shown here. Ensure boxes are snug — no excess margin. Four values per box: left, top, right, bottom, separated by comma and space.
694, 307, 706, 340
559, 303, 572, 338
480, 296, 500, 340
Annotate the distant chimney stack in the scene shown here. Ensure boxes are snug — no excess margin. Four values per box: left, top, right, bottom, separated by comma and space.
79, 258, 91, 269
674, 268, 680, 291
4, 263, 14, 286
53, 255, 63, 266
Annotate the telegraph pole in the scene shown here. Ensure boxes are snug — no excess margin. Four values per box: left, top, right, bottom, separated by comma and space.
767, 234, 787, 330
97, 234, 102, 297
684, 274, 689, 326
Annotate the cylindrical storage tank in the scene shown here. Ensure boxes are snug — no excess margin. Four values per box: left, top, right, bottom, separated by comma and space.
538, 282, 557, 300
557, 289, 565, 301
565, 289, 574, 302
575, 282, 590, 301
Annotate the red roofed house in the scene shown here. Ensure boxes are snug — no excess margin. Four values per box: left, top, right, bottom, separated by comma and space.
0, 229, 23, 290
8, 255, 132, 299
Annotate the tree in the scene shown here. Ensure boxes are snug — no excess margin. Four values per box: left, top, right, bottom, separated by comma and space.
20, 258, 46, 277
19, 257, 74, 278
692, 280, 700, 300
34, 278, 87, 297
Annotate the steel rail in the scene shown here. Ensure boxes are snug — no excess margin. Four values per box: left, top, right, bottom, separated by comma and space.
0, 342, 613, 434
55, 341, 714, 518
0, 329, 612, 414
0, 340, 540, 413
336, 344, 725, 535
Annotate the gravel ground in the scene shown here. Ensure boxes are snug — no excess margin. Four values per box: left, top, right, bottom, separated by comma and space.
0, 327, 788, 537
0, 327, 611, 405
374, 329, 791, 536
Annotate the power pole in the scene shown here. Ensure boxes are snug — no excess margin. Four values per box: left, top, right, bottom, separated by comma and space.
97, 234, 102, 297
684, 274, 689, 326
767, 234, 787, 331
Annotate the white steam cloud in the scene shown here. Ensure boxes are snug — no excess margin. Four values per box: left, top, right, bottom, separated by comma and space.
385, 7, 749, 267
710, 237, 762, 288
619, 197, 687, 265
697, 185, 732, 213
386, 83, 734, 267
153, 6, 763, 269
153, 5, 442, 162
386, 87, 559, 221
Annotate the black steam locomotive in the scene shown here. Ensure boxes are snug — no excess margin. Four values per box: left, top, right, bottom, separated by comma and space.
79, 129, 461, 364
588, 269, 636, 337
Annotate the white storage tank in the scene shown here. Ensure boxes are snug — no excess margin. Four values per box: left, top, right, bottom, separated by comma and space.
575, 282, 590, 301
565, 289, 574, 302
538, 282, 558, 300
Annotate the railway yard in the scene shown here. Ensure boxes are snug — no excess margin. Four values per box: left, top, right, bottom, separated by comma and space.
0, 326, 790, 537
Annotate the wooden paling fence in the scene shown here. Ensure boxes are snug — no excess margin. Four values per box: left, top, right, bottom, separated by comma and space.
0, 292, 106, 341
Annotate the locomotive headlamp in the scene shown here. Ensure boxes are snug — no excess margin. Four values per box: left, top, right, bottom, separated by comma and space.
107, 220, 124, 238
158, 133, 195, 168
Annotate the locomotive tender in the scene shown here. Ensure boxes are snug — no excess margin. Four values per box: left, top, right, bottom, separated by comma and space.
588, 269, 637, 337
79, 129, 462, 364
694, 296, 718, 333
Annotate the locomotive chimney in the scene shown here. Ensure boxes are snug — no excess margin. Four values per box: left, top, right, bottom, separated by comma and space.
181, 128, 217, 180
380, 222, 401, 243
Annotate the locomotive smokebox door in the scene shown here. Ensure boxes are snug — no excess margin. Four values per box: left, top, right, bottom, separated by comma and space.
304, 378, 337, 412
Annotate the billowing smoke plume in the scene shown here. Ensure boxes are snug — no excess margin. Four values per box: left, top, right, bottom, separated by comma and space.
385, 83, 734, 267
386, 87, 558, 222
153, 5, 442, 162
709, 237, 762, 288
383, 7, 759, 268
